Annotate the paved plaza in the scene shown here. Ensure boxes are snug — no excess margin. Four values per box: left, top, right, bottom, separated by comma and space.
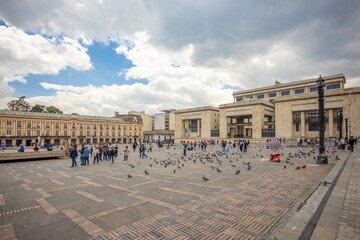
0, 143, 357, 240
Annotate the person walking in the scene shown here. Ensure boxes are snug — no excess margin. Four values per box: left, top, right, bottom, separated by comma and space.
114, 145, 118, 157
221, 141, 226, 154
239, 140, 244, 152
98, 145, 102, 161
349, 136, 355, 152
132, 142, 137, 152
123, 146, 129, 162
83, 146, 90, 165
204, 141, 207, 151
110, 148, 115, 163
92, 147, 99, 164
340, 137, 346, 150
225, 142, 232, 158
70, 147, 78, 167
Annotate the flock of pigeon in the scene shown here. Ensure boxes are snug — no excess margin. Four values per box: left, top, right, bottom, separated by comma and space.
125, 144, 340, 182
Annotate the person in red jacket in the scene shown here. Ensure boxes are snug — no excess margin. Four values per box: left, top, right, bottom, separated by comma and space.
98, 145, 103, 160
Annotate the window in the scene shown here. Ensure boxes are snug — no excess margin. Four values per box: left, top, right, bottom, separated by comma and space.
64, 131, 68, 137
310, 86, 318, 92
236, 97, 243, 102
6, 120, 12, 128
295, 113, 300, 120
36, 121, 41, 128
100, 124, 103, 130
135, 126, 137, 131
54, 122, 59, 129
106, 124, 109, 130
296, 124, 299, 132
190, 120, 198, 132
134, 132, 137, 136
139, 133, 141, 137
100, 131, 103, 137
72, 131, 76, 137
246, 96, 253, 100
36, 130, 40, 136
93, 131, 97, 137
118, 132, 121, 137
295, 89, 304, 94
80, 123, 83, 129
45, 130, 50, 136
17, 121, 22, 128
124, 126, 127, 130
139, 126, 141, 131
308, 111, 319, 118
257, 94, 264, 99
63, 123, 68, 129
27, 130, 31, 136
269, 99, 274, 103
27, 121, 31, 128
118, 125, 121, 130
72, 123, 76, 129
6, 129, 11, 136
55, 131, 59, 136
87, 124, 90, 130
326, 83, 340, 90
87, 131, 90, 137
80, 131, 83, 136
268, 92, 277, 98
106, 132, 109, 137
129, 132, 132, 136
112, 132, 115, 137
129, 126, 132, 130
45, 122, 50, 128
124, 132, 127, 137
281, 90, 290, 96
17, 130, 22, 136
93, 124, 97, 130
112, 125, 115, 130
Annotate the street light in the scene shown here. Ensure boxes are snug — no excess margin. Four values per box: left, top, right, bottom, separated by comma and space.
316, 75, 328, 164
345, 118, 348, 141
338, 110, 343, 140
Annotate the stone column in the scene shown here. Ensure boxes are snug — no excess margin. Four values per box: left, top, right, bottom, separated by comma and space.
252, 105, 265, 138
197, 119, 201, 137
328, 109, 334, 138
300, 111, 305, 137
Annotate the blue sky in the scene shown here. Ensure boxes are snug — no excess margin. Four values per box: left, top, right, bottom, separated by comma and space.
0, 1, 359, 116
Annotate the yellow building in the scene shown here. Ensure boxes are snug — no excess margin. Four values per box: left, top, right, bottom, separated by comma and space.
128, 111, 154, 131
175, 74, 360, 142
0, 110, 143, 147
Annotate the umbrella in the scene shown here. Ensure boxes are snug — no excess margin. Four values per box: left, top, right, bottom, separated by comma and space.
265, 141, 281, 149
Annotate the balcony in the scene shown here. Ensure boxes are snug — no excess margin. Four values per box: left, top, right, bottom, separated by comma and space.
228, 122, 252, 127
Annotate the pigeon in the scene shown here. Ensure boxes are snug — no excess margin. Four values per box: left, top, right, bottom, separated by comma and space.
247, 165, 251, 171
145, 170, 149, 175
203, 176, 209, 182
284, 166, 286, 169
231, 164, 236, 168
129, 164, 135, 168
210, 166, 215, 169
128, 174, 132, 179
173, 169, 176, 174
235, 170, 240, 175
150, 164, 152, 167
216, 168, 222, 173
295, 166, 301, 170
301, 165, 306, 169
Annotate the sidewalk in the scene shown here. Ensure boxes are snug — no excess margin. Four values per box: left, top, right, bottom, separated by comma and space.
311, 146, 360, 240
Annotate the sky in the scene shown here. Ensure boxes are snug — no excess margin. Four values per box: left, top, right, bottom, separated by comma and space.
0, 0, 359, 116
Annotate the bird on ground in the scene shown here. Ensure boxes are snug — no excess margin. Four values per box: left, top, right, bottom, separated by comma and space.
295, 166, 301, 170
301, 165, 306, 169
173, 169, 176, 174
150, 164, 152, 167
247, 165, 251, 171
210, 166, 215, 169
284, 166, 286, 169
231, 164, 236, 168
129, 164, 135, 168
128, 174, 132, 179
235, 170, 240, 175
203, 176, 209, 182
216, 168, 222, 173
145, 170, 149, 175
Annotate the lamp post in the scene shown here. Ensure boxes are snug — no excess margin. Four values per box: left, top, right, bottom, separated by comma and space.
338, 110, 343, 140
316, 75, 328, 164
345, 118, 348, 141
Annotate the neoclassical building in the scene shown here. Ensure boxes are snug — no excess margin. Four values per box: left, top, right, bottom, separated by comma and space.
174, 74, 360, 142
0, 110, 143, 146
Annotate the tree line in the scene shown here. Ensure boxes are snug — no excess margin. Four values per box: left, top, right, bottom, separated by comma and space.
7, 96, 64, 114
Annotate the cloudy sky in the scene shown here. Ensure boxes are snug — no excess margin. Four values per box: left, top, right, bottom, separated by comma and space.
0, 0, 359, 116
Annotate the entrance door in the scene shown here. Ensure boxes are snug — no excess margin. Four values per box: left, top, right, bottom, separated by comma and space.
54, 139, 60, 146
26, 140, 31, 146
6, 140, 12, 146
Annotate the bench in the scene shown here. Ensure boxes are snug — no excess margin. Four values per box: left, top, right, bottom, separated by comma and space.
0, 150, 66, 161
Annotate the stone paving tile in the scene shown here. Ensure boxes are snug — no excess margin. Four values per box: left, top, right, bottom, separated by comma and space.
35, 197, 59, 214
0, 224, 17, 240
75, 190, 105, 203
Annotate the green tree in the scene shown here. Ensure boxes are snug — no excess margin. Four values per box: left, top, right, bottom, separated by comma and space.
31, 104, 46, 113
46, 106, 63, 114
7, 96, 31, 112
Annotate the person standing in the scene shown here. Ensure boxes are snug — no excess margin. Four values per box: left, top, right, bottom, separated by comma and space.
110, 148, 115, 163
70, 147, 78, 167
83, 146, 90, 165
183, 143, 187, 156
114, 145, 118, 157
239, 140, 244, 152
194, 141, 197, 150
340, 137, 346, 150
98, 145, 102, 161
102, 146, 107, 160
123, 146, 129, 162
204, 141, 207, 151
92, 147, 99, 164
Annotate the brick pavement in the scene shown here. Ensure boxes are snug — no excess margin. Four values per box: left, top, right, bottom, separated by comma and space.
0, 144, 342, 239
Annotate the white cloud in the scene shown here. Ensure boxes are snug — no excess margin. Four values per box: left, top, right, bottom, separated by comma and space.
0, 24, 92, 98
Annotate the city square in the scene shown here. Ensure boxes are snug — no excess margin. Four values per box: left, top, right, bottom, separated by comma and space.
0, 143, 358, 239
